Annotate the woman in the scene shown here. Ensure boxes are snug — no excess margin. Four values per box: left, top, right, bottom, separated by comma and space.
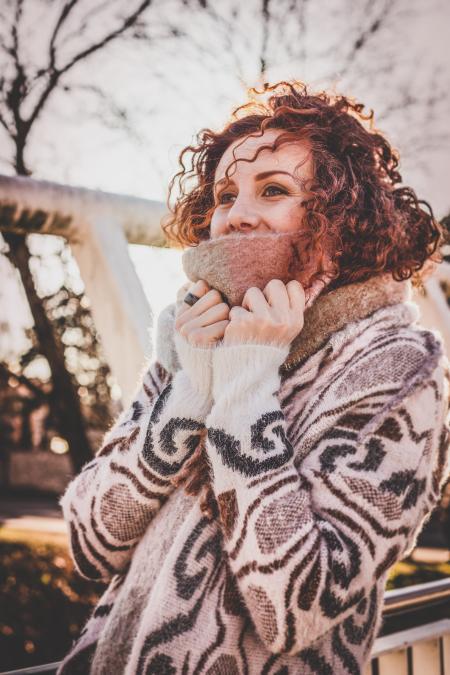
58, 81, 450, 675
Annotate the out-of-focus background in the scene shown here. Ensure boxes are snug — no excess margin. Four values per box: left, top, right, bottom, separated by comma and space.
0, 0, 449, 672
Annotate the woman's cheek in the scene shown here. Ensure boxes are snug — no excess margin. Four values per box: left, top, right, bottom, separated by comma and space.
268, 202, 302, 232
209, 211, 224, 237
284, 200, 308, 231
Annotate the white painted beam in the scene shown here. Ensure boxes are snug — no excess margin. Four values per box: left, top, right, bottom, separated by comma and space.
0, 174, 167, 246
70, 216, 153, 406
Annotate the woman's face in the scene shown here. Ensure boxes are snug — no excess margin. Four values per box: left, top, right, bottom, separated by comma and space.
209, 128, 314, 239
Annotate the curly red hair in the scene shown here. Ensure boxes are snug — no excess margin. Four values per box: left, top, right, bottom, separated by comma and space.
163, 80, 444, 518
163, 80, 443, 290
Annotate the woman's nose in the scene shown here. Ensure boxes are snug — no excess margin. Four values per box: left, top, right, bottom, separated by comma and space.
226, 198, 261, 234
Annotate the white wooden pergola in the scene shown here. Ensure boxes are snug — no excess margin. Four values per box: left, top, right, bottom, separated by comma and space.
0, 174, 168, 406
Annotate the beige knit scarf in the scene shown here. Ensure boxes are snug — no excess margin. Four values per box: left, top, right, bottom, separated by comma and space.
179, 230, 411, 371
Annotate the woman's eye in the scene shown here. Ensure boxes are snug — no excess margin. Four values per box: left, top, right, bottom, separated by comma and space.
217, 192, 236, 204
216, 185, 287, 204
263, 185, 288, 196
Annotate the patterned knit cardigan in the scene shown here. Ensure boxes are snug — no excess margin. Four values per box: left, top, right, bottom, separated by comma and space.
58, 274, 450, 675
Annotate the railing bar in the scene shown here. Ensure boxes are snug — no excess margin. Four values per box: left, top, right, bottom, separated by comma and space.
383, 579, 450, 614
386, 579, 450, 596
407, 645, 413, 675
383, 598, 450, 619
0, 663, 60, 675
385, 590, 450, 614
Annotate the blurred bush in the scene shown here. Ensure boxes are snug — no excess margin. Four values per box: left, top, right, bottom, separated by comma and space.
386, 557, 450, 590
0, 534, 104, 671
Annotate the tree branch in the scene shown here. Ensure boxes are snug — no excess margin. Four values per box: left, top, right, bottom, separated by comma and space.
190, 2, 248, 87
0, 362, 48, 403
5, 0, 28, 136
64, 83, 146, 143
327, 0, 395, 81
59, 0, 117, 48
10, 0, 25, 77
26, 0, 152, 130
286, 0, 309, 64
58, 0, 152, 75
48, 0, 80, 72
259, 0, 271, 80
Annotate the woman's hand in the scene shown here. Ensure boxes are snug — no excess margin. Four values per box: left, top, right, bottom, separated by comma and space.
174, 279, 230, 348
222, 276, 328, 348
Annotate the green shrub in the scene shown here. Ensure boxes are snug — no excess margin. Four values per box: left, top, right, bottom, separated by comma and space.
0, 536, 104, 671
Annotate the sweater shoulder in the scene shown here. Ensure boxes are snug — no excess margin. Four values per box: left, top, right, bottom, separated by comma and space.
332, 300, 447, 374
327, 305, 450, 440
284, 302, 449, 430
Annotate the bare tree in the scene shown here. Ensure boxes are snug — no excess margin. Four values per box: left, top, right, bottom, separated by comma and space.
158, 0, 449, 180
0, 0, 172, 472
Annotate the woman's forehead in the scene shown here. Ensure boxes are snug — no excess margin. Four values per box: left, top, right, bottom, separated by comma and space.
214, 128, 312, 182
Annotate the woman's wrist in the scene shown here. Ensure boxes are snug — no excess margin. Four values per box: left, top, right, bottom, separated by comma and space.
211, 341, 289, 404
173, 330, 213, 399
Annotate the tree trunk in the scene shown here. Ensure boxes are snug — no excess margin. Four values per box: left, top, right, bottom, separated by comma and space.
3, 230, 93, 472
15, 136, 31, 177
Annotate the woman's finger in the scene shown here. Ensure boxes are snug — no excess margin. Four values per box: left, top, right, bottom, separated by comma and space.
229, 305, 248, 320
176, 281, 221, 326
242, 286, 271, 314
187, 320, 230, 346
263, 279, 291, 311
180, 302, 229, 335
180, 280, 210, 307
285, 279, 306, 311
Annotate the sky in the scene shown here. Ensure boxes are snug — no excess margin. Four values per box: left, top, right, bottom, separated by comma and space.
10, 0, 446, 213
1, 0, 450, 371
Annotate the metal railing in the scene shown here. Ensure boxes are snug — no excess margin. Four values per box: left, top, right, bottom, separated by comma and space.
366, 578, 450, 674
367, 619, 450, 675
2, 578, 449, 675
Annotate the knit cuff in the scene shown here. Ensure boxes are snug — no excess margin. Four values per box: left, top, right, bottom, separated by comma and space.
211, 342, 290, 405
173, 330, 213, 398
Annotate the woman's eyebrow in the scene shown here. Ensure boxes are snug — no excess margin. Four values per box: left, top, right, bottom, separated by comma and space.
214, 169, 294, 191
254, 170, 294, 180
